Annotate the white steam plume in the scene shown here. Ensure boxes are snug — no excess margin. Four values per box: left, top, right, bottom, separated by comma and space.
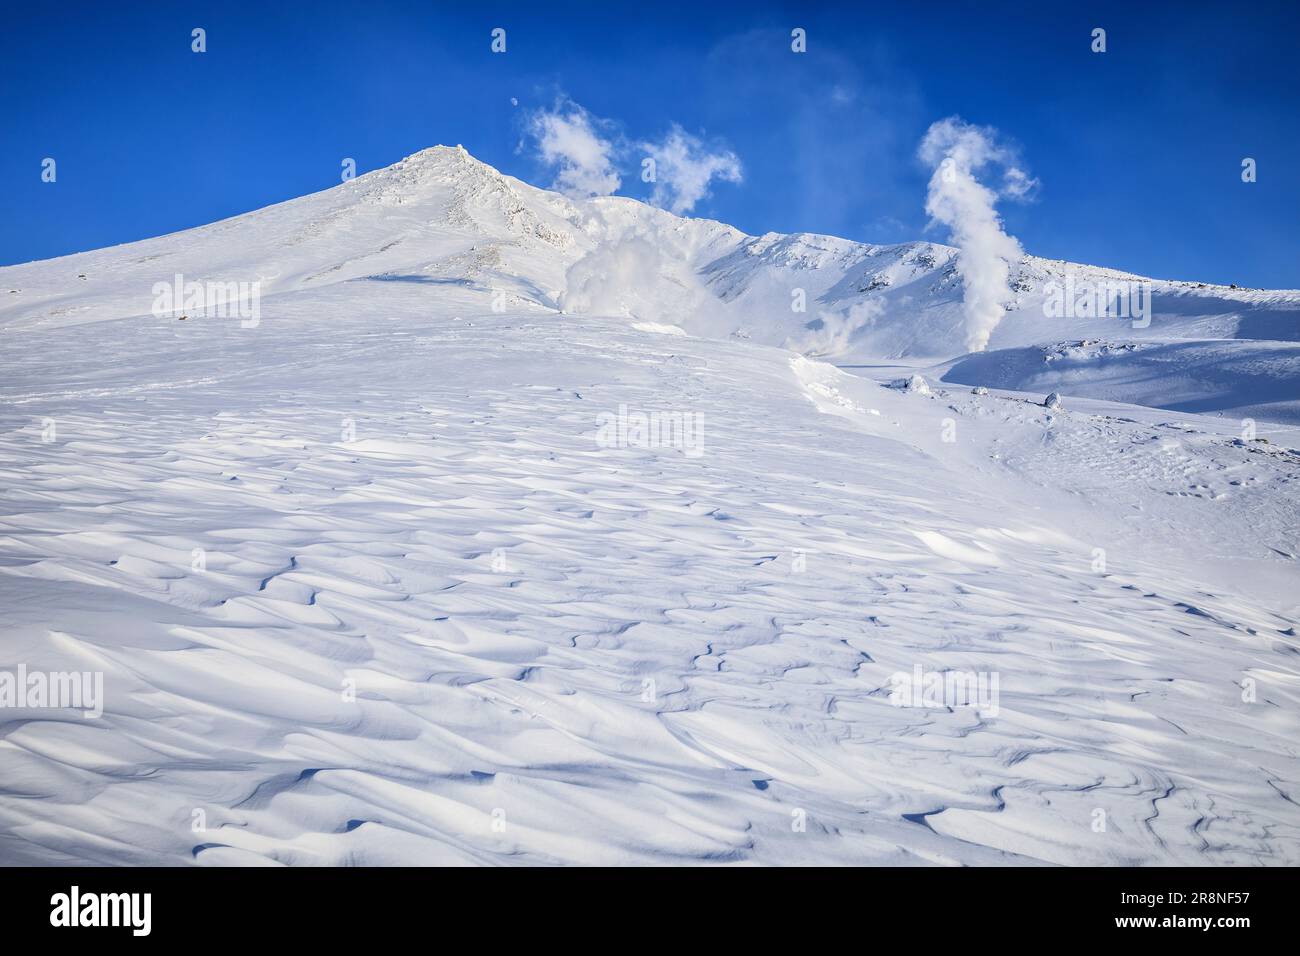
528, 101, 621, 198
559, 218, 712, 327
918, 117, 1035, 352
639, 125, 743, 215
785, 299, 884, 358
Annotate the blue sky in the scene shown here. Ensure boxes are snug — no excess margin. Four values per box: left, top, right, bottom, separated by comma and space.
2, 1, 1297, 286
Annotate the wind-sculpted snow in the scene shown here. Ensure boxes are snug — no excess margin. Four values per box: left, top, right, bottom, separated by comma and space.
0, 280, 1297, 864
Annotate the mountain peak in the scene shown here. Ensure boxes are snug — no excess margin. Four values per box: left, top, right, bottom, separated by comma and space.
346, 142, 514, 210
387, 143, 489, 178
402, 143, 472, 162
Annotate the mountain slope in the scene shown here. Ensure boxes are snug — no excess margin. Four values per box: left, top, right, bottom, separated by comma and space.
1, 148, 1298, 866
4, 146, 1297, 398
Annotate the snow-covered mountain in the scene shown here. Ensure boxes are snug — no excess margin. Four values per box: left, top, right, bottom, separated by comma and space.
5, 144, 1298, 420
1, 147, 1297, 866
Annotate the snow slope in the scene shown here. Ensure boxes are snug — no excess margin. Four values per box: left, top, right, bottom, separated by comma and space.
1, 147, 1298, 865
939, 339, 1300, 425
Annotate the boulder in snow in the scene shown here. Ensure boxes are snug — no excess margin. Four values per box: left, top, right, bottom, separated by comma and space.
892, 374, 931, 395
